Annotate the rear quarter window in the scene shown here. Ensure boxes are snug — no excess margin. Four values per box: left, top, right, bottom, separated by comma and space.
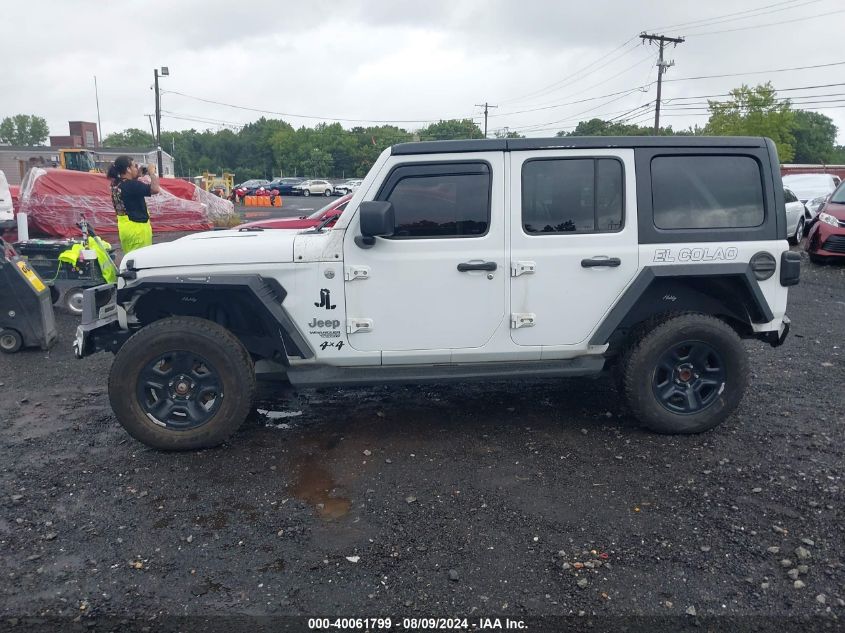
651, 155, 765, 229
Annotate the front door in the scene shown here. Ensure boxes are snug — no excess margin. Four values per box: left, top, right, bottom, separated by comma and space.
343, 154, 506, 354
509, 149, 639, 346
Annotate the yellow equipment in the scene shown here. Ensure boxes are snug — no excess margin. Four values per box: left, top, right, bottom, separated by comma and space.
200, 171, 235, 197
58, 149, 99, 173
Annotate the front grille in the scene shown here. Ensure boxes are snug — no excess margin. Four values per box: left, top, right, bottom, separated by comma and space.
821, 235, 845, 254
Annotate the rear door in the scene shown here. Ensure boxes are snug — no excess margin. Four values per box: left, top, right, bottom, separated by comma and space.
509, 149, 639, 346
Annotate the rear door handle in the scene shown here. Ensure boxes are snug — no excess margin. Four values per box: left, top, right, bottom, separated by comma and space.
581, 257, 621, 268
457, 261, 497, 272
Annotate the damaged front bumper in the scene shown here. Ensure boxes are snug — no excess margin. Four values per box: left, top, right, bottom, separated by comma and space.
73, 284, 131, 358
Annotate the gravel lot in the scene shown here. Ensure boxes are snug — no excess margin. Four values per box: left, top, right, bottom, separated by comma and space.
0, 243, 843, 631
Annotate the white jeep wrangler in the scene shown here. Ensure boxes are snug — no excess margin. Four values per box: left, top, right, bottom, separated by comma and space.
76, 137, 800, 450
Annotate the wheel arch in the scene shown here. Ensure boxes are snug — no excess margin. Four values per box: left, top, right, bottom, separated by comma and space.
117, 274, 313, 363
593, 264, 774, 355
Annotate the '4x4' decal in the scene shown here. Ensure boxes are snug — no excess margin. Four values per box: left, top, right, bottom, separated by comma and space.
315, 288, 336, 310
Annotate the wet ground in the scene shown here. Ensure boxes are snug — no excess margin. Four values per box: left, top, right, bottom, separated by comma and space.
0, 246, 843, 631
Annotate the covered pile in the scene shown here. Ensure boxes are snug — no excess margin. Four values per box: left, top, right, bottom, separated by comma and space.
18, 169, 233, 238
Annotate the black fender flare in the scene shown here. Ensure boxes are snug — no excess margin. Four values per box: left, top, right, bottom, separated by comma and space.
118, 274, 313, 361
590, 264, 774, 347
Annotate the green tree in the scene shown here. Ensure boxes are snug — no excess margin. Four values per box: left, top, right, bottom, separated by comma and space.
705, 82, 796, 162
418, 119, 483, 140
493, 128, 524, 139
831, 145, 845, 163
557, 117, 677, 137
102, 128, 155, 147
0, 114, 50, 145
791, 110, 837, 164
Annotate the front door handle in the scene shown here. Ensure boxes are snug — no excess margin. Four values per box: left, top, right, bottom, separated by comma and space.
581, 257, 621, 268
457, 261, 497, 272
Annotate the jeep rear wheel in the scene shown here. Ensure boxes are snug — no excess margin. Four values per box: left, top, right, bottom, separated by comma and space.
621, 314, 748, 434
108, 317, 255, 450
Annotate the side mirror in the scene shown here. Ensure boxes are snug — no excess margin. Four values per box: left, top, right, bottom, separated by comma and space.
356, 201, 394, 248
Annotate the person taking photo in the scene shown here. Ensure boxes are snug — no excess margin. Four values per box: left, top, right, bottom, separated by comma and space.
107, 155, 160, 254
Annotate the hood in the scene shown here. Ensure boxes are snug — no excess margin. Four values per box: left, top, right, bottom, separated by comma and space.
822, 201, 845, 221
126, 229, 298, 270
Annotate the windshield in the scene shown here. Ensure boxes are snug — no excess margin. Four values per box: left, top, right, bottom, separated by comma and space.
830, 184, 845, 204
308, 200, 349, 220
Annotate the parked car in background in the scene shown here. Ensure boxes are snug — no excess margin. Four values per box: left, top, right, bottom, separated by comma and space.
235, 194, 352, 230
234, 179, 271, 198
334, 179, 363, 195
256, 178, 306, 196
0, 170, 13, 229
784, 187, 809, 245
782, 174, 839, 218
235, 179, 270, 190
805, 181, 845, 263
292, 179, 333, 197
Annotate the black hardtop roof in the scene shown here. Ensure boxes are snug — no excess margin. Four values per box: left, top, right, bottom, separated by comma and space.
391, 136, 769, 155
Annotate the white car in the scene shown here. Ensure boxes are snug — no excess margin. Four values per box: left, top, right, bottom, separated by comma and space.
334, 179, 363, 196
782, 173, 839, 217
293, 179, 333, 197
784, 187, 808, 244
0, 170, 13, 228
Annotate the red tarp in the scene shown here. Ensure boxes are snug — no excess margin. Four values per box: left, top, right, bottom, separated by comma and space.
18, 169, 233, 238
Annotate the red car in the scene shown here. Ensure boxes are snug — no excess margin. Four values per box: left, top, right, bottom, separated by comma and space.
235, 194, 352, 230
806, 182, 845, 263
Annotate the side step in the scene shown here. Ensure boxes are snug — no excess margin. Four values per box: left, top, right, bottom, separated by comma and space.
286, 357, 605, 388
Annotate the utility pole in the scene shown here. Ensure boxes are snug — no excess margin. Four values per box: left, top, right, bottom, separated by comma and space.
639, 33, 684, 135
93, 76, 103, 144
475, 102, 498, 138
153, 66, 169, 175
146, 114, 155, 139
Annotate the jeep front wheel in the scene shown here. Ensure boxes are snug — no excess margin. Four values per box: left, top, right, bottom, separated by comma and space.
108, 317, 255, 450
621, 314, 748, 434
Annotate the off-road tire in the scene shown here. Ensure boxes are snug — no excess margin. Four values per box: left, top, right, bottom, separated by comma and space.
108, 317, 255, 450
0, 329, 23, 354
621, 314, 748, 434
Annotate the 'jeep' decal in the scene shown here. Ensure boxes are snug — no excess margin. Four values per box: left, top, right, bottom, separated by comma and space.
653, 247, 739, 263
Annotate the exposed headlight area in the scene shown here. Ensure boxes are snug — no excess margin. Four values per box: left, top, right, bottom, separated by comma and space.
819, 212, 840, 227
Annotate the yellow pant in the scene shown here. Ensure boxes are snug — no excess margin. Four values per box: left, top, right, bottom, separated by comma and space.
117, 215, 153, 254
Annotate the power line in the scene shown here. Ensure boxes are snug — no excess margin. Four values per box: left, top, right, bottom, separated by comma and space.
647, 0, 818, 33
162, 90, 468, 125
664, 60, 845, 83
687, 7, 845, 36
497, 37, 640, 106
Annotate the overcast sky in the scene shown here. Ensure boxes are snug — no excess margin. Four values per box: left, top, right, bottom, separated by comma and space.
2, 0, 845, 148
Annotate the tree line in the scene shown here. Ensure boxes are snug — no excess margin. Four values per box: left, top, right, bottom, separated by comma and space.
3, 82, 844, 180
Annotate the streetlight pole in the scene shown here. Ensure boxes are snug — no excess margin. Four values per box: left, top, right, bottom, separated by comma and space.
153, 66, 169, 175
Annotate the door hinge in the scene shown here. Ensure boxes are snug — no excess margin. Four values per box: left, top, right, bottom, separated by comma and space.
511, 313, 536, 329
511, 261, 536, 277
345, 265, 371, 281
346, 318, 373, 334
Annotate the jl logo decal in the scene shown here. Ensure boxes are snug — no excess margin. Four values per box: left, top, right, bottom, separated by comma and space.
315, 288, 336, 310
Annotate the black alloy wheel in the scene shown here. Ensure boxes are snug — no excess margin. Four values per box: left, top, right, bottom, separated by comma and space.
137, 350, 223, 430
651, 341, 726, 415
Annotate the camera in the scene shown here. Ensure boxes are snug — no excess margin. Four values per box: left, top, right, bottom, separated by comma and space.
140, 166, 148, 176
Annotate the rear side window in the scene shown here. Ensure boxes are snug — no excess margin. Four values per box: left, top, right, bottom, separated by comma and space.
651, 155, 764, 229
381, 164, 490, 238
522, 158, 623, 234
784, 188, 797, 203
